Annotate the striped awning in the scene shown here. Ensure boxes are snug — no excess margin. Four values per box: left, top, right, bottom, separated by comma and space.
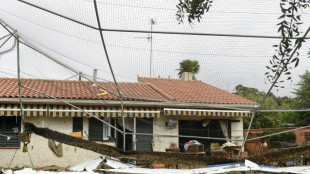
164, 108, 251, 118
0, 104, 160, 118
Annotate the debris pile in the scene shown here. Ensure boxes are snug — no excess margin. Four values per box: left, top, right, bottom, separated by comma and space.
24, 122, 310, 167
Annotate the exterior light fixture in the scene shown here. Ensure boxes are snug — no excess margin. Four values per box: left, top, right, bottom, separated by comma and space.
263, 141, 268, 148
12, 127, 18, 134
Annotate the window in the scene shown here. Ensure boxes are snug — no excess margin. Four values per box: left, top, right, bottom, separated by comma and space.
73, 117, 83, 135
89, 117, 111, 141
0, 117, 21, 147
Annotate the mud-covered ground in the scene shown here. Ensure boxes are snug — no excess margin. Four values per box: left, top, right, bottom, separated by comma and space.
24, 122, 310, 167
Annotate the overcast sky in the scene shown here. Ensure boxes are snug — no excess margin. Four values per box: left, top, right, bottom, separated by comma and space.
0, 0, 310, 97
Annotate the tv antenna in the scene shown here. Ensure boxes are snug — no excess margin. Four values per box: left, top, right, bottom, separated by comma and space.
135, 18, 156, 82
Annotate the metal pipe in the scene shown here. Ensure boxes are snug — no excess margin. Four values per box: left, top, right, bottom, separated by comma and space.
247, 125, 310, 141
16, 38, 24, 131
257, 109, 310, 112
238, 26, 310, 157
127, 124, 310, 143
93, 0, 126, 152
14, 1, 310, 39
100, 28, 310, 39
0, 34, 13, 49
0, 19, 120, 99
17, 0, 98, 30
238, 111, 255, 156
126, 132, 242, 141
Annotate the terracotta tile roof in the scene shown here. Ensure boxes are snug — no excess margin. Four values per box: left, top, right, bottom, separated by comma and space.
0, 78, 167, 102
139, 77, 257, 105
0, 77, 256, 105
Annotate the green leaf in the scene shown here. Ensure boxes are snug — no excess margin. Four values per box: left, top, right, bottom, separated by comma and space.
291, 58, 297, 63
295, 58, 299, 67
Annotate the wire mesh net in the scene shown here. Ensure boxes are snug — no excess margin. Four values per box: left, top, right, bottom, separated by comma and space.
0, 0, 310, 165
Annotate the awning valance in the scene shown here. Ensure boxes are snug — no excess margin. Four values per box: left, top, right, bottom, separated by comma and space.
164, 108, 251, 118
0, 104, 160, 118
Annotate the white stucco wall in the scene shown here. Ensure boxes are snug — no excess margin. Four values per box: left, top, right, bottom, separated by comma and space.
0, 117, 115, 168
230, 117, 244, 146
151, 116, 244, 152
152, 116, 178, 152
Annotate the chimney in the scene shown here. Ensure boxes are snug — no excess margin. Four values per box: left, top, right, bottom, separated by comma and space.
181, 72, 193, 81
93, 69, 97, 82
78, 72, 82, 81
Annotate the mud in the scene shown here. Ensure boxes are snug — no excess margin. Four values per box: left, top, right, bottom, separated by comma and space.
24, 122, 310, 166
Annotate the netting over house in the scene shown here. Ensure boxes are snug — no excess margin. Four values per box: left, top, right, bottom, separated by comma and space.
0, 0, 310, 167
0, 0, 309, 97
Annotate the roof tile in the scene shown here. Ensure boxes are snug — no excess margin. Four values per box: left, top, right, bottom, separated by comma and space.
0, 77, 256, 105
139, 77, 256, 105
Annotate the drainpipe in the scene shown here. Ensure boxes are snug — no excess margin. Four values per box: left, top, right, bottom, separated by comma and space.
133, 117, 137, 151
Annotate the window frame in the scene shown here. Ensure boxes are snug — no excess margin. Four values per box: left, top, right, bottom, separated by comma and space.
0, 116, 21, 148
72, 117, 83, 136
88, 117, 111, 141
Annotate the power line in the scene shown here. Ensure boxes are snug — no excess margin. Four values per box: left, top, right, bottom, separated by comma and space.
100, 28, 310, 39
82, 0, 310, 15
16, 0, 310, 39
4, 9, 310, 59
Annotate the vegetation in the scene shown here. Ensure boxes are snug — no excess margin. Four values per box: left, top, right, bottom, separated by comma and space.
235, 70, 310, 128
235, 84, 284, 129
264, 130, 296, 143
176, 0, 310, 86
177, 59, 200, 79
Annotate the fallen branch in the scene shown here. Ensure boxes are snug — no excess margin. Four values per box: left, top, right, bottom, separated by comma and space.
24, 122, 310, 166
24, 122, 237, 165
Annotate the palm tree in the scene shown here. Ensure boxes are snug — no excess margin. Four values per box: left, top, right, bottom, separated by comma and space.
177, 59, 200, 79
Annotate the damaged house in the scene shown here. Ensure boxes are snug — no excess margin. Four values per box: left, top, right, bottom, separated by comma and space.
0, 72, 256, 168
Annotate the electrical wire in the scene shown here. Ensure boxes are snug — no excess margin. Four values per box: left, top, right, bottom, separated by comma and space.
77, 0, 310, 15
16, 0, 310, 39
3, 9, 304, 59
2, 0, 310, 156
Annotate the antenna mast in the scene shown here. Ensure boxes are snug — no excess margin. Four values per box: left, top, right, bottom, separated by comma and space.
149, 18, 156, 83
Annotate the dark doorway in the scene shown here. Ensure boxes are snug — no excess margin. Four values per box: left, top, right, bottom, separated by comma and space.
116, 123, 133, 151
179, 120, 225, 152
136, 118, 153, 152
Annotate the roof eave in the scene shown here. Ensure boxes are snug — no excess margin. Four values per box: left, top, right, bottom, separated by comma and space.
0, 98, 258, 110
